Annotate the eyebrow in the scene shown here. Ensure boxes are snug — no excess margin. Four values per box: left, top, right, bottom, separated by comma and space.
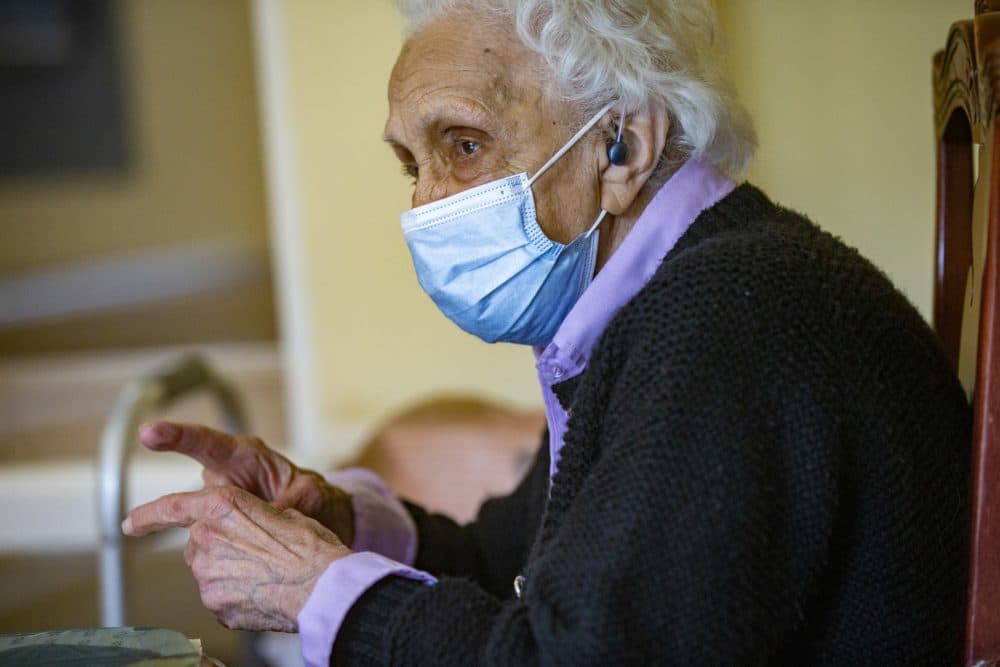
384, 100, 495, 148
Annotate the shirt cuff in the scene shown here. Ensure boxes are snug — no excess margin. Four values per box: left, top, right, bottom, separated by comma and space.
297, 552, 436, 667
327, 467, 418, 565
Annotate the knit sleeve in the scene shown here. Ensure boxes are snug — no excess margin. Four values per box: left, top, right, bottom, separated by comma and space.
327, 245, 847, 665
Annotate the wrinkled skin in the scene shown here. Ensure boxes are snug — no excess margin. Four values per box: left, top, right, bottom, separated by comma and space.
125, 480, 345, 632
135, 422, 354, 545
123, 422, 354, 631
384, 8, 670, 268
125, 6, 672, 635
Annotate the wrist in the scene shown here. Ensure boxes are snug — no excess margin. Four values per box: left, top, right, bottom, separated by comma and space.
287, 541, 351, 627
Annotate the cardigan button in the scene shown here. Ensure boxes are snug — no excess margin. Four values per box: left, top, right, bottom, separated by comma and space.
513, 574, 526, 599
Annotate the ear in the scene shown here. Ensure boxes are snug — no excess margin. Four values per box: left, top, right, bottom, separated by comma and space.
596, 105, 670, 215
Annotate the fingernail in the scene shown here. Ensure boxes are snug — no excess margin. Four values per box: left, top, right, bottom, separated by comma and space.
121, 516, 133, 535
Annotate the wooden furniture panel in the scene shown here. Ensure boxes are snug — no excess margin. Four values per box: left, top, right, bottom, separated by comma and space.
934, 5, 1000, 664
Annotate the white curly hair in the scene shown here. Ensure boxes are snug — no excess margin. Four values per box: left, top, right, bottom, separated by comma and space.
395, 0, 756, 178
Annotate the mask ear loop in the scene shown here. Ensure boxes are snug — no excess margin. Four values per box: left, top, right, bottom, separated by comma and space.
584, 110, 624, 238
585, 109, 630, 238
584, 209, 607, 238
526, 103, 615, 240
526, 102, 615, 188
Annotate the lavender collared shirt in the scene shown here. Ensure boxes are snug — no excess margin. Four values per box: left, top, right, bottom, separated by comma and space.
297, 159, 735, 667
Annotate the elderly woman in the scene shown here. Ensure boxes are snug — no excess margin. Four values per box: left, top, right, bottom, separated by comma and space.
125, 1, 970, 665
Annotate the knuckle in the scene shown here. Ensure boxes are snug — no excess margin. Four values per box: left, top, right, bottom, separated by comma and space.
189, 520, 214, 544
190, 552, 215, 581
167, 494, 187, 519
242, 435, 268, 452
212, 486, 239, 508
226, 486, 250, 508
190, 556, 207, 579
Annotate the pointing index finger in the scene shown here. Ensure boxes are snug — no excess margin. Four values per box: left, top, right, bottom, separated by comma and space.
123, 488, 235, 537
139, 422, 243, 470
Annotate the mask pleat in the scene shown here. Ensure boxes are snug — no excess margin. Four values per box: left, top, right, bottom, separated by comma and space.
399, 106, 610, 345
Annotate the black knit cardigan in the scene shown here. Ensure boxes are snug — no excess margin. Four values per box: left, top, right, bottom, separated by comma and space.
331, 184, 971, 666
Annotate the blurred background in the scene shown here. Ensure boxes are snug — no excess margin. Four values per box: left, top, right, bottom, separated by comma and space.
0, 0, 971, 664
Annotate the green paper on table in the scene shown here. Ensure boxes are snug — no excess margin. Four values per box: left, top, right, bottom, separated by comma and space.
0, 627, 204, 667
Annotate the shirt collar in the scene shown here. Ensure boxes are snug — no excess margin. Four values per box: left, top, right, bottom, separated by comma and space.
535, 158, 736, 383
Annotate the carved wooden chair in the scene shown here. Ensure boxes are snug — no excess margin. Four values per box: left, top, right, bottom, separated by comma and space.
934, 2, 1000, 664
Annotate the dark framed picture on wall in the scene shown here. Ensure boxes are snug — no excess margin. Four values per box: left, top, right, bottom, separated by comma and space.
0, 0, 130, 177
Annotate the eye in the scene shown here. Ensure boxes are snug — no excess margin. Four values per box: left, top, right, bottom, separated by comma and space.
458, 140, 481, 156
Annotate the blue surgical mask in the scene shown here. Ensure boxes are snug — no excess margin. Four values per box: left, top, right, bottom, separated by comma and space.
400, 103, 613, 346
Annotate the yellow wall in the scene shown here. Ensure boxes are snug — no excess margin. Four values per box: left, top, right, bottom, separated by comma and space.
718, 0, 969, 318
0, 0, 274, 354
280, 2, 541, 427
0, 0, 268, 274
278, 1, 972, 432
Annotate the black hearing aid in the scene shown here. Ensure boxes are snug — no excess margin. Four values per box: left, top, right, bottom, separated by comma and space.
607, 113, 628, 165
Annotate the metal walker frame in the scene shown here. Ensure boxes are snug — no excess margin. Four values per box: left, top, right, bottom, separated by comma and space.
97, 354, 247, 627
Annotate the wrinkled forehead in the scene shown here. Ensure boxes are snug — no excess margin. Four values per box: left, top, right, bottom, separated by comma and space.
385, 11, 549, 142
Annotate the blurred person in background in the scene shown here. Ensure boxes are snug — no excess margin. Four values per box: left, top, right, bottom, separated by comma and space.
123, 1, 971, 664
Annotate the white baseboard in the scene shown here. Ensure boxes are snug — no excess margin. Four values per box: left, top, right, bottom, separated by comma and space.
0, 458, 201, 554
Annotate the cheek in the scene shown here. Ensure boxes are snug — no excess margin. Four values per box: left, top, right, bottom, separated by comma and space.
532, 168, 601, 244
412, 154, 508, 209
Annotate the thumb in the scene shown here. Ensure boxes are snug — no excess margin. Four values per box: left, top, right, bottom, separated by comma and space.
273, 474, 355, 546
271, 473, 336, 527
272, 476, 316, 513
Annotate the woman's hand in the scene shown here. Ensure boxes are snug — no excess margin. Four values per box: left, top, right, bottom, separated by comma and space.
124, 485, 349, 632
138, 422, 355, 546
